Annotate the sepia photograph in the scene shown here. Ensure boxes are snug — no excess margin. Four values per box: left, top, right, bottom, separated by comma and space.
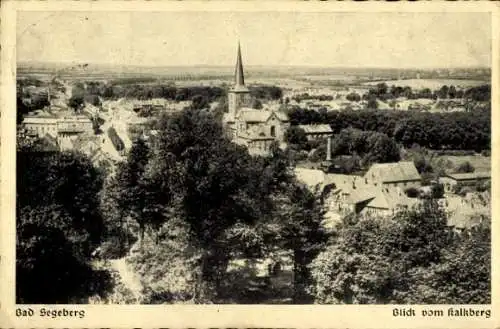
2, 3, 498, 327
12, 8, 494, 307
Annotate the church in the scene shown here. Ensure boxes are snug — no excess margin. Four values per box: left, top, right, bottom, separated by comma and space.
222, 43, 290, 155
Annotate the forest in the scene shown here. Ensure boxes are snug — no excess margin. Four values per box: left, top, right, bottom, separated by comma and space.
287, 107, 490, 151
72, 81, 282, 103
16, 107, 490, 305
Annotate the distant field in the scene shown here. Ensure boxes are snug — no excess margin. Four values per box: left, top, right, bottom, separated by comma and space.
434, 155, 491, 173
363, 79, 489, 89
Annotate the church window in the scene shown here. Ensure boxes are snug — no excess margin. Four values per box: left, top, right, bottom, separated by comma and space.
270, 126, 276, 137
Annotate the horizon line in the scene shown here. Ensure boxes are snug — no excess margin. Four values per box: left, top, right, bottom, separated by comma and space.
17, 60, 492, 71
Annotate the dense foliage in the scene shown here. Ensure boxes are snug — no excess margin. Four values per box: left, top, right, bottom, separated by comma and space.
309, 201, 490, 304
16, 92, 49, 124
17, 150, 110, 303
248, 85, 283, 101
287, 108, 490, 151
78, 81, 282, 104
331, 128, 401, 166
361, 83, 490, 102
104, 108, 327, 303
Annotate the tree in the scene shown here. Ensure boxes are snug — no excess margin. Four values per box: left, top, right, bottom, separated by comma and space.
284, 126, 308, 149
17, 150, 105, 244
105, 138, 151, 243
191, 95, 210, 110
437, 85, 449, 99
117, 109, 264, 301
277, 184, 328, 302
309, 201, 466, 304
456, 161, 475, 173
404, 187, 419, 198
367, 97, 378, 110
68, 94, 84, 111
413, 154, 434, 174
430, 183, 445, 199
362, 133, 400, 166
17, 205, 113, 303
251, 98, 263, 109
404, 220, 490, 304
346, 92, 361, 102
17, 150, 109, 303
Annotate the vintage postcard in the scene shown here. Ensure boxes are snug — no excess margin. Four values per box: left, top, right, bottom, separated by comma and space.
1, 1, 499, 328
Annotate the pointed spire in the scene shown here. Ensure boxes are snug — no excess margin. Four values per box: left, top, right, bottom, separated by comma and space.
235, 41, 245, 87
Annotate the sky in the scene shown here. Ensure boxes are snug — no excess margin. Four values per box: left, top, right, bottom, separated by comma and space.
17, 11, 492, 68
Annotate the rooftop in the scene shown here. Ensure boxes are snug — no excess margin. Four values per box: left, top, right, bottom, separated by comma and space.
298, 124, 333, 134
364, 161, 421, 183
236, 109, 289, 123
446, 172, 491, 181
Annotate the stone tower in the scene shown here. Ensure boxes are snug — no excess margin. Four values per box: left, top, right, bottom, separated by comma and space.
228, 42, 250, 117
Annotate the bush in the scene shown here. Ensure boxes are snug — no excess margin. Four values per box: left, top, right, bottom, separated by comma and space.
455, 161, 475, 173
405, 187, 419, 198
480, 149, 491, 157
475, 180, 491, 192
431, 183, 445, 199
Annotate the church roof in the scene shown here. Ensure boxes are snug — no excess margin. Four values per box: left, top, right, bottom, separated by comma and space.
274, 111, 289, 122
236, 109, 289, 123
234, 42, 245, 87
237, 109, 271, 122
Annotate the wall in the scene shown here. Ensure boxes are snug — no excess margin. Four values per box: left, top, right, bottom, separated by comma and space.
24, 122, 58, 138
382, 180, 420, 190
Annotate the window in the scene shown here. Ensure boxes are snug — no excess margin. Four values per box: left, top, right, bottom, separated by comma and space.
270, 126, 276, 137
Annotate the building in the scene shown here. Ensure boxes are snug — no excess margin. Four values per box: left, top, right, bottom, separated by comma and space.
23, 114, 58, 138
23, 110, 93, 150
359, 186, 419, 218
223, 43, 290, 155
444, 193, 489, 231
363, 161, 421, 189
294, 169, 419, 224
440, 172, 491, 192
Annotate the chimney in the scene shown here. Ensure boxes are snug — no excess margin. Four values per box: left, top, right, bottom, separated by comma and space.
326, 136, 332, 161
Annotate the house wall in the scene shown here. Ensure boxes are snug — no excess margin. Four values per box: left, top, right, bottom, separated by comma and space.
440, 177, 457, 192
57, 118, 93, 134
247, 139, 274, 155
364, 177, 420, 190
25, 121, 58, 137
382, 180, 421, 190
361, 207, 391, 218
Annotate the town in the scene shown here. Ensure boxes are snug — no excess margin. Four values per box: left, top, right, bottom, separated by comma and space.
17, 44, 491, 235
16, 18, 491, 305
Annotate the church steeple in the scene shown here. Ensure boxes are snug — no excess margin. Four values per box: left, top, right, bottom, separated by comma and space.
228, 41, 250, 117
235, 41, 245, 87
